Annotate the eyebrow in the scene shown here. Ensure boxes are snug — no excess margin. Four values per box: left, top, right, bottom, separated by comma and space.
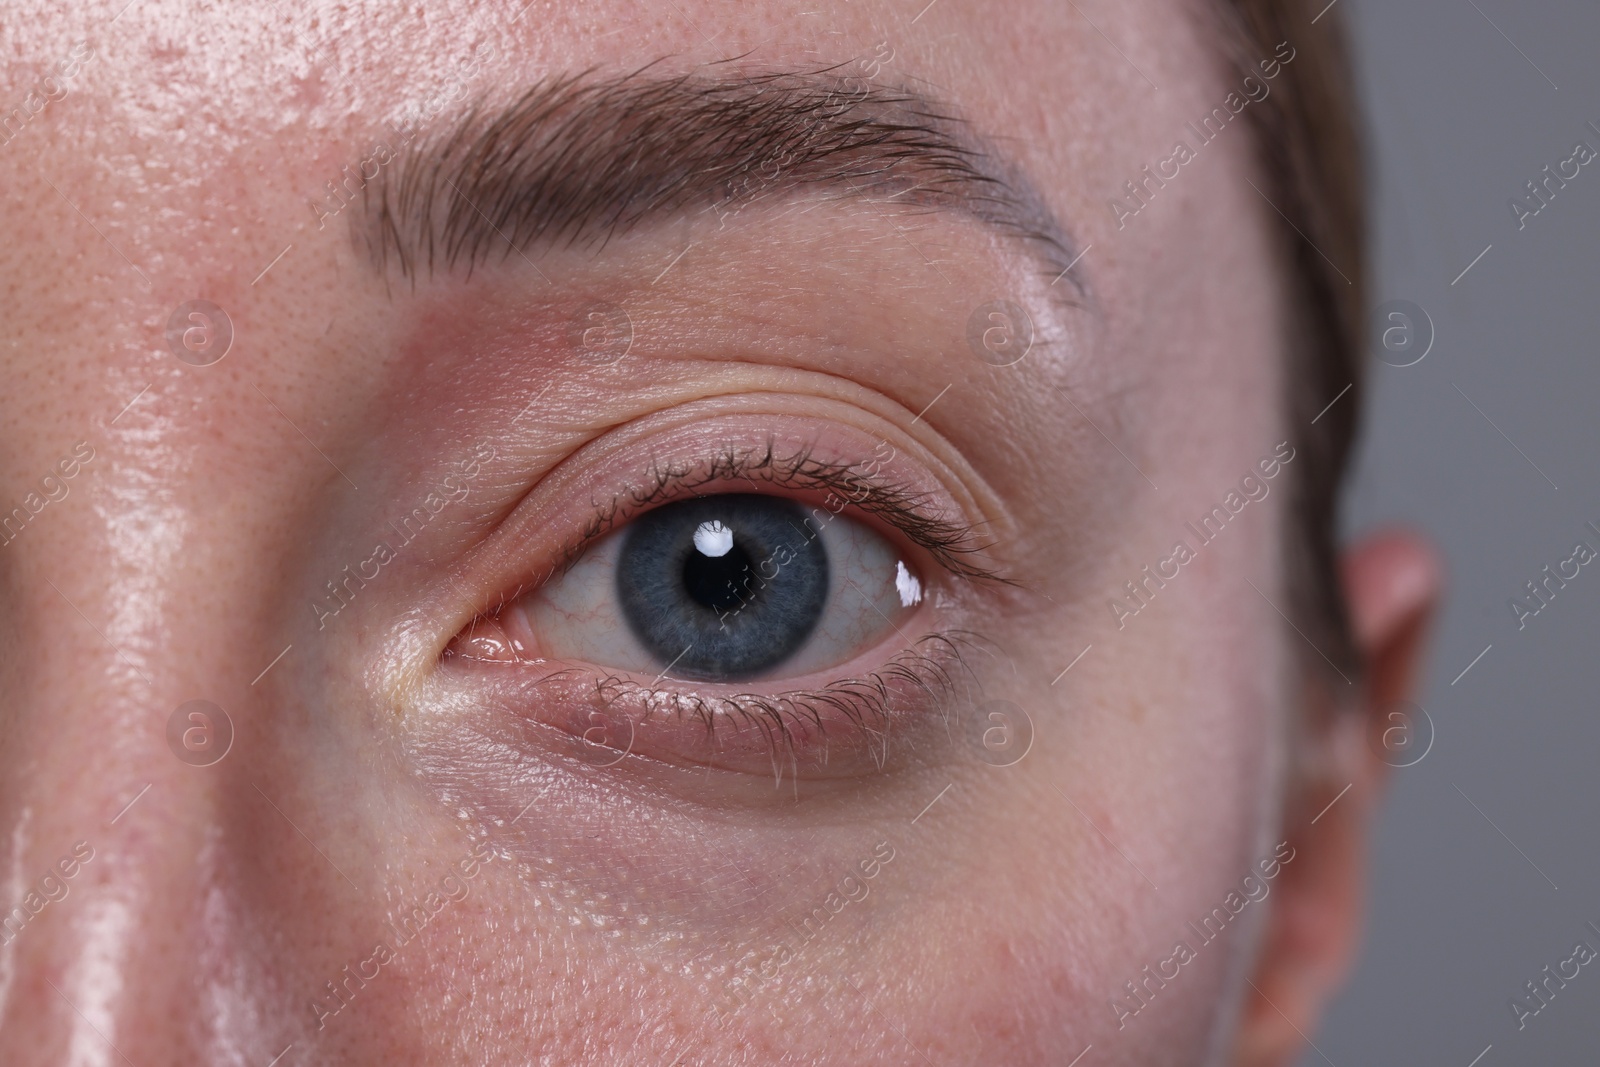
362, 65, 1087, 294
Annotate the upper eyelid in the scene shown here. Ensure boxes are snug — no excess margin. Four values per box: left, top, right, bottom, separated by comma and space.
548, 439, 1006, 584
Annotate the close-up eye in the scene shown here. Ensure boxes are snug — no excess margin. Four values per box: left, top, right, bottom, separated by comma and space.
427, 435, 992, 784
496, 492, 921, 683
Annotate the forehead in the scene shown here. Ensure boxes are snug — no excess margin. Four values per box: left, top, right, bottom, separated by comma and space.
0, 0, 1234, 270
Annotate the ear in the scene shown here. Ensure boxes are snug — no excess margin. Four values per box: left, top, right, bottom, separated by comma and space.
1234, 530, 1440, 1066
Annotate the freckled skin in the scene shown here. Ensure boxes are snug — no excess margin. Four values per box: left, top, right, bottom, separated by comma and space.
0, 2, 1432, 1065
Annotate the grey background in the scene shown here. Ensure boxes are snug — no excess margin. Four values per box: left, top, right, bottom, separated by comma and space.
1313, 1, 1600, 1063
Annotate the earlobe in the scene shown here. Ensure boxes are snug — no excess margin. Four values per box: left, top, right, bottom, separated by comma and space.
1234, 530, 1441, 1066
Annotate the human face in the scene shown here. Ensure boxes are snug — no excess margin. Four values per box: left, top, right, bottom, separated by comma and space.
0, 2, 1407, 1064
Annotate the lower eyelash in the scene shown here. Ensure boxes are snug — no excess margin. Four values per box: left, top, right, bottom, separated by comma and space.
522, 630, 989, 782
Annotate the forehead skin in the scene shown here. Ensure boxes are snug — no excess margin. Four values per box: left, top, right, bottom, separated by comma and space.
0, 1, 1289, 1065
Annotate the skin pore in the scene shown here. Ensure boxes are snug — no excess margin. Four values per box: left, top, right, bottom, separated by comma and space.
0, 1, 1437, 1065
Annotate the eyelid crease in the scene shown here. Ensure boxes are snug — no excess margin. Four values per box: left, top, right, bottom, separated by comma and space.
548, 438, 1008, 588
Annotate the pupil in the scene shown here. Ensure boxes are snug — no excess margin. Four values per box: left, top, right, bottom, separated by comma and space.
682, 538, 754, 614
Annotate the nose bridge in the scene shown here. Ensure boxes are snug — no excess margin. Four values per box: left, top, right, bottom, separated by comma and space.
0, 466, 281, 1064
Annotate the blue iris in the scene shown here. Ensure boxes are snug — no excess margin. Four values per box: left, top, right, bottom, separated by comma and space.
615, 494, 828, 681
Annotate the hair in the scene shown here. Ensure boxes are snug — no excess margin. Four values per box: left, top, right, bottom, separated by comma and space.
1209, 0, 1366, 682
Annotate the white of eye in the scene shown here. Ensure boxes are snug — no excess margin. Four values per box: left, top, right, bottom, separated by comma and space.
895, 560, 922, 607
693, 520, 733, 557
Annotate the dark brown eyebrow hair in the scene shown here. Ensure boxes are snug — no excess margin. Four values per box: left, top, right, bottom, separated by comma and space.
362, 64, 1087, 294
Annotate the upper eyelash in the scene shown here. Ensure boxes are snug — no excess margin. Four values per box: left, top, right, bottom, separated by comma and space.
551, 438, 1006, 583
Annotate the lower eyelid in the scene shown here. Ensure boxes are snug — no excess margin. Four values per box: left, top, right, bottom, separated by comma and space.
447, 631, 982, 784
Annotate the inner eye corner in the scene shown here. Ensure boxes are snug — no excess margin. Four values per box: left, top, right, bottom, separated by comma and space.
442, 607, 521, 664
